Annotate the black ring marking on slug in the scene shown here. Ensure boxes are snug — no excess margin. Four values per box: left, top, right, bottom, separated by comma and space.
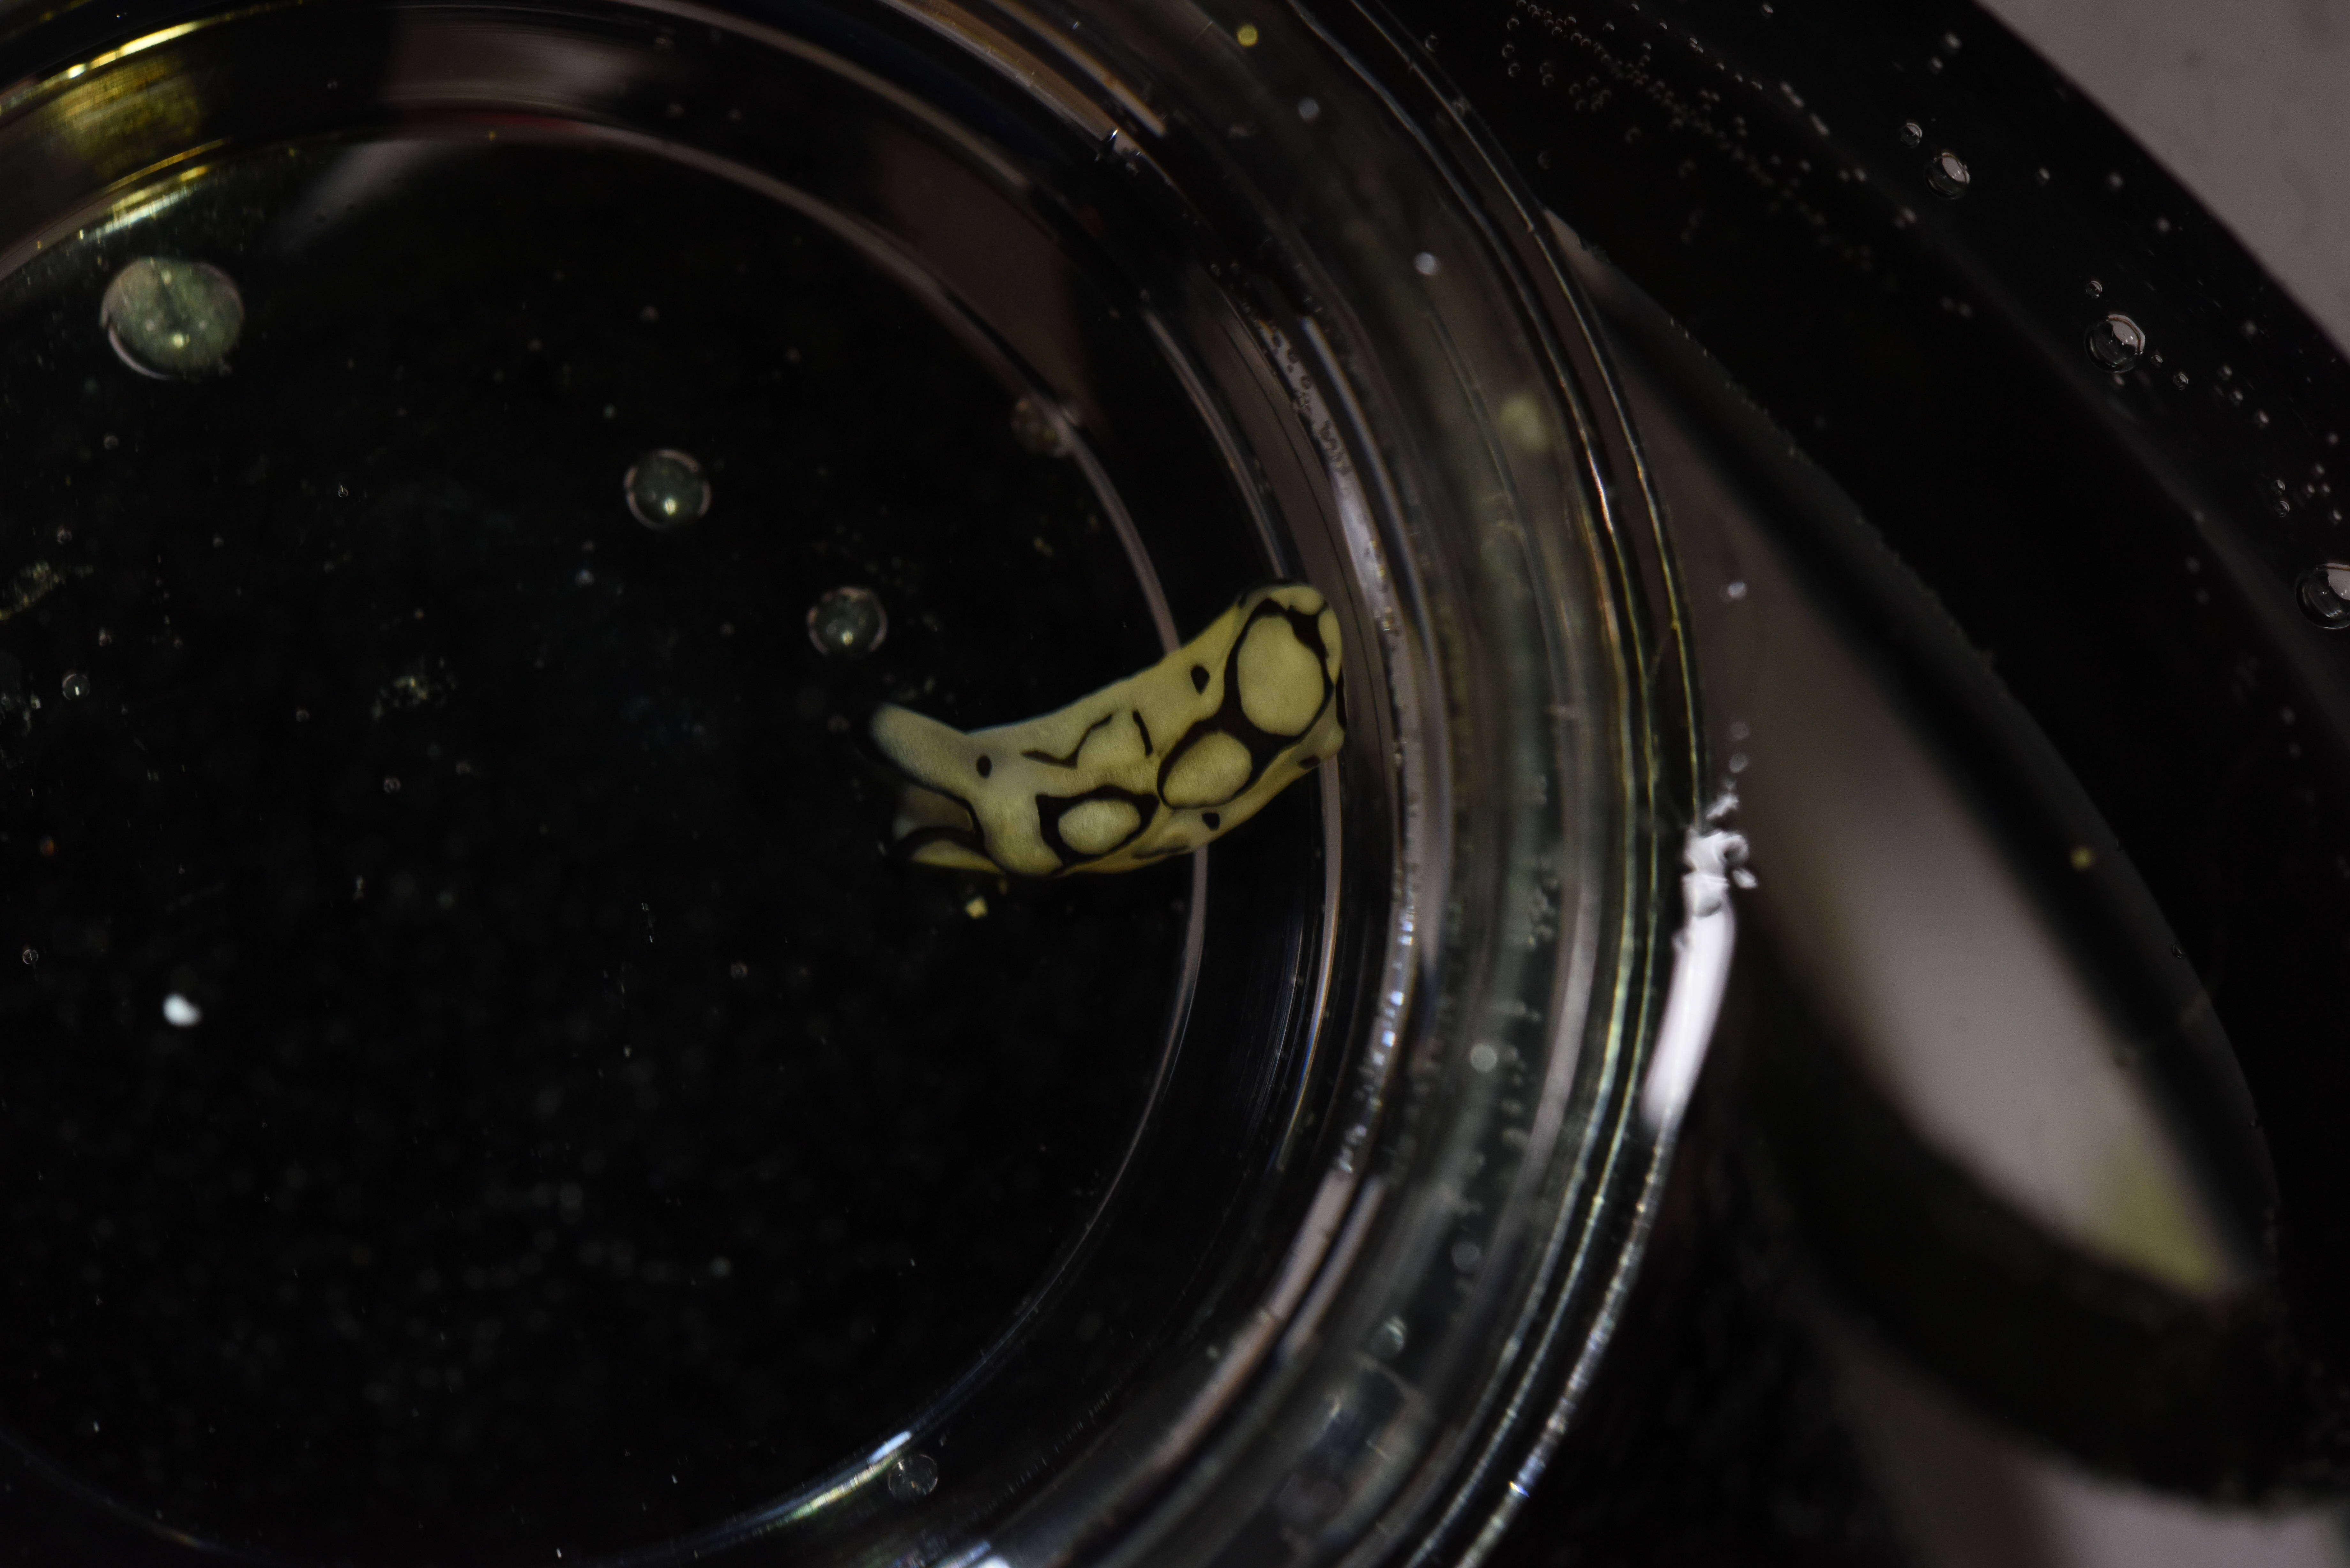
1020, 712, 1113, 769
1133, 709, 1152, 756
888, 785, 992, 867
976, 754, 992, 778
1202, 811, 1221, 830
1155, 599, 1338, 811
1189, 664, 1209, 693
1034, 784, 1159, 871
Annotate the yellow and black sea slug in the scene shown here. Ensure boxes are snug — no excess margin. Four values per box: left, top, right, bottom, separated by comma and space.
870, 583, 1344, 877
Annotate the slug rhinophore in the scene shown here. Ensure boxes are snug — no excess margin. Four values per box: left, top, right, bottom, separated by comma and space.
871, 583, 1344, 877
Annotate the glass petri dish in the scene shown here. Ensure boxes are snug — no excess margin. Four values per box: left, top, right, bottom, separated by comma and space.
0, 0, 1704, 1562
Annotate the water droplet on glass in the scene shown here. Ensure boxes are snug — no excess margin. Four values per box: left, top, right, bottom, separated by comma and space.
101, 257, 244, 379
2086, 313, 2146, 372
2296, 563, 2350, 629
163, 992, 202, 1027
623, 449, 712, 531
1898, 120, 1922, 147
59, 672, 87, 700
1008, 395, 1067, 456
807, 586, 888, 659
1925, 150, 1971, 198
886, 1452, 939, 1501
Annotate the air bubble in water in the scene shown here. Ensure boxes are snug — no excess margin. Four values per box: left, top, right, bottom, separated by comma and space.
101, 258, 244, 379
624, 449, 712, 530
1925, 150, 1971, 198
886, 1452, 938, 1501
2296, 563, 2350, 630
1008, 396, 1067, 456
59, 672, 87, 700
1898, 121, 1923, 147
807, 586, 888, 659
2086, 313, 2146, 373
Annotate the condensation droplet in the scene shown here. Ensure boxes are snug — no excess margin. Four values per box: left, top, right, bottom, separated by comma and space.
101, 257, 244, 379
59, 672, 87, 700
2086, 313, 2146, 372
886, 1452, 939, 1502
1925, 150, 1971, 198
2296, 562, 2350, 630
624, 449, 712, 531
163, 992, 202, 1027
1008, 396, 1068, 456
807, 586, 888, 660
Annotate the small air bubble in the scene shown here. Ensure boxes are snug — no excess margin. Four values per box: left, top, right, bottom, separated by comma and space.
807, 586, 888, 659
1413, 251, 1441, 276
2086, 313, 2145, 372
2296, 563, 2350, 629
2084, 278, 2103, 299
1898, 120, 1922, 147
1008, 396, 1068, 456
18, 948, 35, 966
624, 449, 712, 531
886, 1452, 939, 1502
101, 258, 243, 378
1925, 150, 1971, 198
1722, 580, 1748, 601
59, 672, 87, 700
1297, 96, 1321, 121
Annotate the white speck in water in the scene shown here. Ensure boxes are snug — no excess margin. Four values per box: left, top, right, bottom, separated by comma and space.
624, 449, 712, 531
1722, 580, 1748, 601
1414, 251, 1441, 276
1296, 96, 1321, 121
964, 895, 989, 919
887, 1452, 939, 1502
807, 586, 888, 660
1468, 1042, 1499, 1072
163, 993, 202, 1027
101, 258, 244, 379
59, 672, 87, 700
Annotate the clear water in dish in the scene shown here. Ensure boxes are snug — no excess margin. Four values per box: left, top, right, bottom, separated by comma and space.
0, 135, 1193, 1560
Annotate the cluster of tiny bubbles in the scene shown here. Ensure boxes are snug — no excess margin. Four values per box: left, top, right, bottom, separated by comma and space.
885, 1452, 939, 1502
623, 449, 712, 531
807, 585, 888, 660
2087, 314, 2146, 373
1008, 395, 1069, 457
59, 672, 87, 701
1925, 150, 1972, 199
100, 257, 244, 379
2296, 563, 2350, 630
